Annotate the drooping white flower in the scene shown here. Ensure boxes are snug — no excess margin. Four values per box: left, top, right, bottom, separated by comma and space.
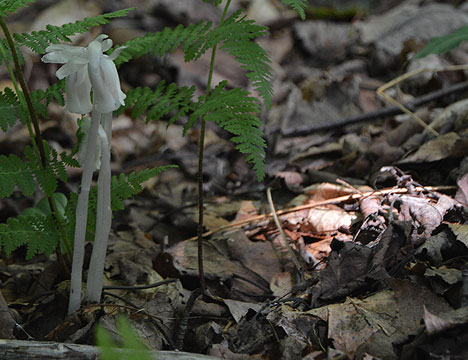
42, 34, 126, 114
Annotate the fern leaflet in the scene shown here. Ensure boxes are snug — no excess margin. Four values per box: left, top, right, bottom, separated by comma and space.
114, 20, 213, 66
118, 82, 195, 125
0, 87, 25, 130
0, 0, 36, 17
13, 8, 134, 54
110, 166, 176, 211
0, 153, 35, 197
281, 0, 308, 20
0, 213, 59, 259
115, 11, 272, 107
221, 37, 272, 108
188, 81, 265, 180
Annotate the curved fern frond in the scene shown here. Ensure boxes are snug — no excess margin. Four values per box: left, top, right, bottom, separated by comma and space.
0, 141, 68, 199
115, 11, 272, 107
184, 11, 269, 62
13, 8, 135, 54
114, 20, 213, 66
187, 81, 265, 180
118, 81, 196, 125
0, 213, 59, 259
110, 166, 176, 211
0, 0, 36, 17
29, 80, 65, 119
282, 0, 308, 20
221, 38, 272, 108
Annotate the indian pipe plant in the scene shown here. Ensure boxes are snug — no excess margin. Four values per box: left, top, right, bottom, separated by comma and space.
0, 0, 307, 314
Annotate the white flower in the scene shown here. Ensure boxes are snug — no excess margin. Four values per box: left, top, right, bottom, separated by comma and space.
42, 34, 126, 114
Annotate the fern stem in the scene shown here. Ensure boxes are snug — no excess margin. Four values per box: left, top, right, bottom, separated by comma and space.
197, 0, 232, 291
0, 17, 72, 262
86, 113, 112, 304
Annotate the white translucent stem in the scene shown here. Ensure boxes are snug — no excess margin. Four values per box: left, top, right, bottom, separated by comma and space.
85, 112, 112, 303
68, 110, 101, 315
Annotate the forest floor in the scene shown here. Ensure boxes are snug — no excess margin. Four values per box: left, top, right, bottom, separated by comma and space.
2, 0, 468, 359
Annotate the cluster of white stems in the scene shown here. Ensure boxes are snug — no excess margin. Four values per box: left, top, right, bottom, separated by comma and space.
42, 34, 126, 314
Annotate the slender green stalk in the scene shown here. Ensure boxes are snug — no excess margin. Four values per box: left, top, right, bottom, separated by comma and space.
197, 0, 232, 291
0, 17, 72, 262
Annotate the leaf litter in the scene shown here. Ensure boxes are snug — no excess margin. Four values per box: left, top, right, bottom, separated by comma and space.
2, 0, 468, 359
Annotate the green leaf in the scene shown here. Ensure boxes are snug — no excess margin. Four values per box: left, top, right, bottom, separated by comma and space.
117, 82, 196, 125
0, 153, 35, 197
0, 213, 59, 259
188, 81, 266, 180
96, 315, 152, 360
0, 0, 36, 17
13, 8, 135, 54
415, 26, 468, 59
282, 0, 308, 20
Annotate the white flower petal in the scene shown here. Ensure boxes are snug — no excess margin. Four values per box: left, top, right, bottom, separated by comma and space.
89, 57, 126, 113
107, 46, 127, 61
42, 45, 87, 64
101, 39, 113, 52
43, 34, 125, 114
65, 70, 92, 114
56, 61, 86, 79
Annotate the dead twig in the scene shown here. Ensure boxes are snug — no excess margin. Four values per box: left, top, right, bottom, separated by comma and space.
283, 79, 468, 136
187, 185, 455, 240
377, 65, 468, 136
266, 187, 305, 279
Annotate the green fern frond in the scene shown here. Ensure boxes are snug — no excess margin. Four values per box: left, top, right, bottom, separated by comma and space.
282, 0, 308, 20
28, 81, 65, 119
0, 153, 35, 197
110, 166, 176, 211
118, 82, 195, 125
0, 40, 25, 67
13, 8, 134, 54
0, 0, 36, 17
185, 11, 269, 62
188, 81, 265, 180
60, 150, 80, 168
0, 87, 25, 130
116, 12, 272, 107
24, 141, 59, 196
44, 142, 67, 183
222, 38, 272, 108
114, 20, 213, 66
32, 80, 65, 106
0, 141, 68, 198
0, 213, 59, 259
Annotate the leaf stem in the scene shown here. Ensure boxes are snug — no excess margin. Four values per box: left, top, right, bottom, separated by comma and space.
0, 16, 72, 263
197, 0, 232, 291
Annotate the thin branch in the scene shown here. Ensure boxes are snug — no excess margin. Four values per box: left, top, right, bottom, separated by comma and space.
282, 79, 468, 136
188, 185, 456, 240
266, 187, 304, 278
